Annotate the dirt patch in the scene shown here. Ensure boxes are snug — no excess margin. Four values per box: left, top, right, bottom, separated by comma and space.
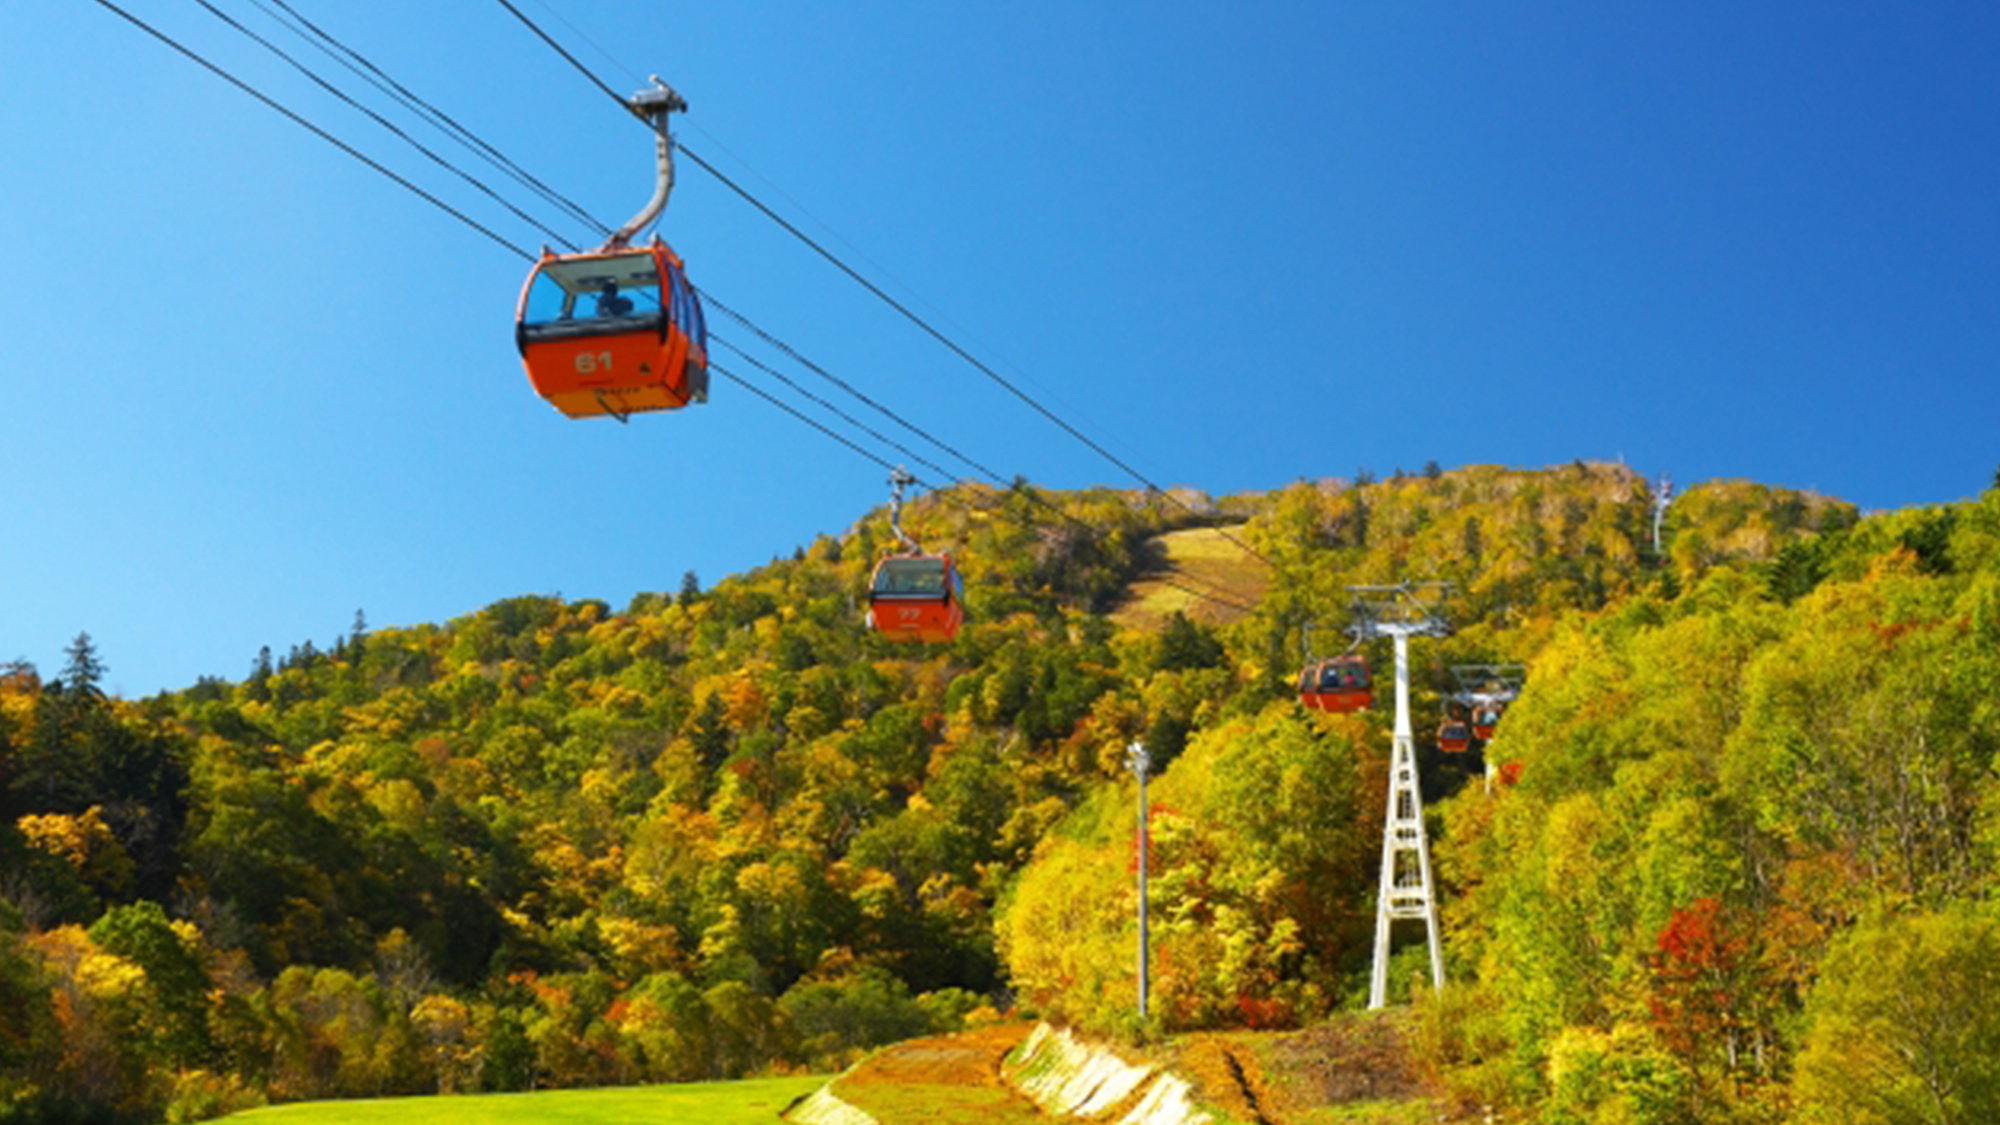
811, 1016, 1453, 1125
1170, 1036, 1277, 1124
1250, 1012, 1441, 1120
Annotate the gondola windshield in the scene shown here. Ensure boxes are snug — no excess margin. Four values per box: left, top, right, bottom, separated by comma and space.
520, 252, 665, 342
873, 556, 955, 599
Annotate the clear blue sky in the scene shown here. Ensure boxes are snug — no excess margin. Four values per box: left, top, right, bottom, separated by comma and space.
4, 1, 1997, 696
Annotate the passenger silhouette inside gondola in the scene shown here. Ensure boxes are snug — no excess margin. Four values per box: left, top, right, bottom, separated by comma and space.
596, 282, 634, 317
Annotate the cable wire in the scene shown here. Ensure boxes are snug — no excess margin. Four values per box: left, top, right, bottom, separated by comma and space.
708, 301, 1259, 613
255, 0, 612, 239
717, 335, 1255, 613
89, 0, 535, 262
190, 0, 582, 252
712, 335, 964, 486
720, 352, 1253, 614
491, 0, 1277, 573
526, 0, 644, 87
688, 142, 1282, 573
494, 0, 629, 107
713, 362, 920, 482
699, 291, 1005, 484
106, 0, 1257, 615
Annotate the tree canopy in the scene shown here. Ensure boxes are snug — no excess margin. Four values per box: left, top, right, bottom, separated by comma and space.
6, 463, 1995, 1123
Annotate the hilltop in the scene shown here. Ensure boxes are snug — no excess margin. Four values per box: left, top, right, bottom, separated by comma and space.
5, 461, 1998, 1124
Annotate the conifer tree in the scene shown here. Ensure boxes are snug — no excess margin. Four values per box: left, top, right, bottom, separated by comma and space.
60, 631, 106, 700
688, 692, 731, 775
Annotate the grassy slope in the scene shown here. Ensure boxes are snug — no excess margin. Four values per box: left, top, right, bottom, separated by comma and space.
1111, 525, 1270, 631
829, 1024, 1048, 1125
223, 1076, 824, 1125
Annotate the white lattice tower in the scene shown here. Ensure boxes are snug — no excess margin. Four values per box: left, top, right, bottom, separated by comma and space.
1368, 628, 1445, 1009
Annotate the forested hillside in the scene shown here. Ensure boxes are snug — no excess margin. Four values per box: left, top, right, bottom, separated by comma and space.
6, 463, 1996, 1125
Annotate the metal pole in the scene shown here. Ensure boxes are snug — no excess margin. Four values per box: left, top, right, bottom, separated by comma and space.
1651, 474, 1674, 556
888, 467, 918, 552
1128, 742, 1151, 1023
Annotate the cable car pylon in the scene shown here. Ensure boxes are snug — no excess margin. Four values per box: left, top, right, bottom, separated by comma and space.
1349, 582, 1452, 1010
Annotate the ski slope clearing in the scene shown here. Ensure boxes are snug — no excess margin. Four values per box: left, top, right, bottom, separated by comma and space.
1112, 526, 1269, 631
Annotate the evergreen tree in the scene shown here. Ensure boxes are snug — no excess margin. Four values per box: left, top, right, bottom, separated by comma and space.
1156, 612, 1225, 672
0, 697, 15, 820
1142, 709, 1191, 771
1898, 508, 1957, 574
688, 692, 731, 775
60, 631, 106, 700
245, 644, 274, 703
679, 570, 703, 607
1767, 538, 1830, 603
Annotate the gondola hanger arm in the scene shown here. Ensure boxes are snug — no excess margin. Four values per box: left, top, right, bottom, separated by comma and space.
606, 77, 686, 250
887, 466, 921, 553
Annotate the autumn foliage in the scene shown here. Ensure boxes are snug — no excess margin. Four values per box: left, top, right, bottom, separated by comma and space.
3, 463, 1998, 1123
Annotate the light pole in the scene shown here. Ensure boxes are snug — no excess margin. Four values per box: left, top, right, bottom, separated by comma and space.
1651, 474, 1674, 556
1126, 741, 1152, 1023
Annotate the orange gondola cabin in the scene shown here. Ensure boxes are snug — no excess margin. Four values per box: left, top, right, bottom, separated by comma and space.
868, 553, 964, 643
1438, 719, 1472, 754
1470, 704, 1504, 742
1299, 654, 1372, 714
515, 240, 708, 420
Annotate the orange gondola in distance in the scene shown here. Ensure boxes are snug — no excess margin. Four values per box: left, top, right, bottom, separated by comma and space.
1297, 664, 1323, 711
1305, 653, 1371, 714
515, 240, 709, 421
1470, 703, 1504, 742
1438, 719, 1472, 754
867, 552, 964, 643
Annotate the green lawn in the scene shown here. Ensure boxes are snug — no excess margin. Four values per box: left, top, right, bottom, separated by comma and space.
225, 1076, 826, 1125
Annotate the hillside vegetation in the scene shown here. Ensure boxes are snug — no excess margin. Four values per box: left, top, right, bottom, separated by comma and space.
5, 463, 1998, 1124
1111, 525, 1270, 631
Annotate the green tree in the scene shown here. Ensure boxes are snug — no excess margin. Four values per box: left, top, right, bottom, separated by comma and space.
0, 903, 57, 1118
1793, 907, 2000, 1125
59, 632, 107, 700
687, 693, 731, 775
1900, 508, 1959, 575
89, 901, 212, 1067
780, 966, 931, 1069
1155, 613, 1224, 672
